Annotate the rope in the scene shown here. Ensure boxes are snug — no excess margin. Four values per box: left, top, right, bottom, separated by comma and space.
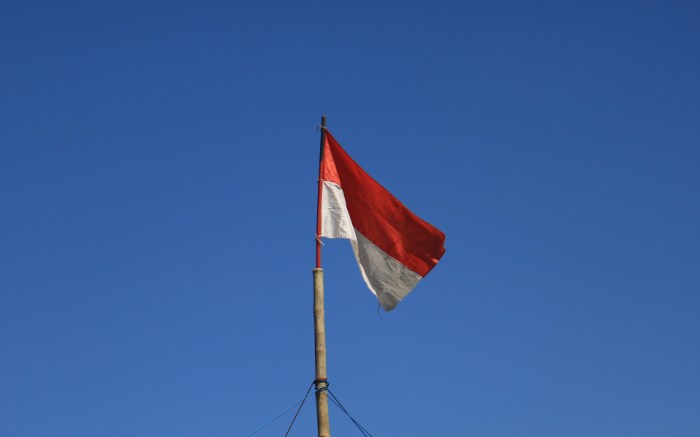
245, 380, 374, 437
314, 378, 329, 391
244, 384, 316, 437
326, 388, 374, 437
283, 382, 315, 437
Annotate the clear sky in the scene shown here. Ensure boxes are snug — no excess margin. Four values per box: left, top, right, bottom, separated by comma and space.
2, 1, 699, 436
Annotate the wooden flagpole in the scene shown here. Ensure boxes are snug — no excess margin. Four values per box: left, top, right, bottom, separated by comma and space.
314, 115, 331, 437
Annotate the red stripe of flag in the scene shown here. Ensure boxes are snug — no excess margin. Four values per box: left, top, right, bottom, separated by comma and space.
321, 131, 445, 277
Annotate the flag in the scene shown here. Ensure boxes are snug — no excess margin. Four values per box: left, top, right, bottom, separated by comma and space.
319, 131, 446, 311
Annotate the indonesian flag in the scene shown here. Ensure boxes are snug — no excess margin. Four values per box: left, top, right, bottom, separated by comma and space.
319, 131, 446, 311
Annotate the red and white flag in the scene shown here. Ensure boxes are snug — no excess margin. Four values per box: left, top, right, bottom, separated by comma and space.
319, 131, 446, 311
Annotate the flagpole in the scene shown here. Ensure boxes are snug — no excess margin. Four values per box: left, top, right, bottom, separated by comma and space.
314, 115, 331, 437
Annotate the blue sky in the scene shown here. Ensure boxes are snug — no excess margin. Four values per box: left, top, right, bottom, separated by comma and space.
1, 1, 699, 435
